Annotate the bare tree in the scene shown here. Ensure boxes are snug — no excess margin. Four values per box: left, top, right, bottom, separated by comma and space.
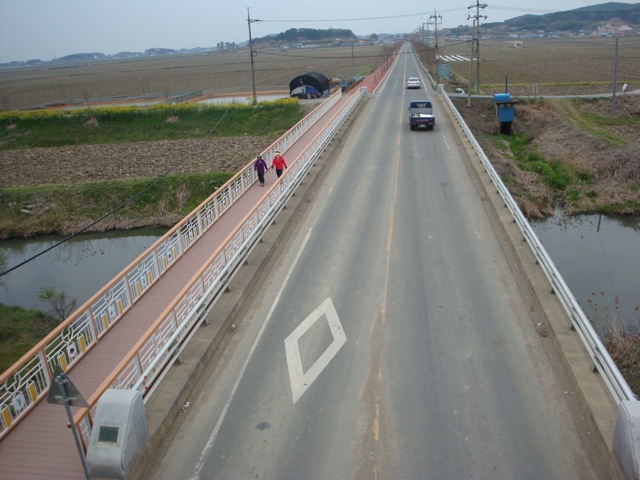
82, 86, 92, 109
141, 82, 150, 108
37, 286, 78, 322
0, 96, 14, 126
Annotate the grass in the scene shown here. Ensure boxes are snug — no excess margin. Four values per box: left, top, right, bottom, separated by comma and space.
0, 99, 304, 149
557, 98, 634, 146
588, 294, 640, 397
0, 304, 59, 372
0, 99, 299, 370
482, 81, 615, 89
490, 132, 582, 190
0, 172, 234, 238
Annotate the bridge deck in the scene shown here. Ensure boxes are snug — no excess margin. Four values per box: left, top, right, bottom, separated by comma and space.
0, 83, 378, 479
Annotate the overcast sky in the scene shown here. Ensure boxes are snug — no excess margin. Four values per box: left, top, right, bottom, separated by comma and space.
0, 0, 637, 63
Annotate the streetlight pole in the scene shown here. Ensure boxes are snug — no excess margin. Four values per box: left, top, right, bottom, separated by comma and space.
247, 8, 261, 104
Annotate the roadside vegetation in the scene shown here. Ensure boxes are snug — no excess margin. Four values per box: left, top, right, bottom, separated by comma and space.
0, 98, 303, 238
588, 294, 640, 396
0, 99, 302, 370
0, 304, 59, 372
451, 95, 640, 395
452, 95, 640, 218
0, 99, 303, 149
0, 171, 233, 238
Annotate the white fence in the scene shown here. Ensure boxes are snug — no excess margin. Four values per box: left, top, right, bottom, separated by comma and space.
72, 87, 367, 449
0, 87, 347, 441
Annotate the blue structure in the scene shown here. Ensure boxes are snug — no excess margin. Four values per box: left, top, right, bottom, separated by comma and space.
493, 93, 517, 134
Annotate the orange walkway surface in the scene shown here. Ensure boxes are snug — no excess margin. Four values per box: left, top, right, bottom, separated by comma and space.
0, 91, 361, 480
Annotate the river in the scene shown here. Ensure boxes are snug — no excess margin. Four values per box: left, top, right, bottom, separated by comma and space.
530, 213, 640, 334
0, 216, 638, 336
0, 228, 166, 313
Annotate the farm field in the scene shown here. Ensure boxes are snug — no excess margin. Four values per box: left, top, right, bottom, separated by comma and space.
436, 36, 640, 96
407, 37, 640, 216
0, 44, 393, 111
1, 38, 638, 218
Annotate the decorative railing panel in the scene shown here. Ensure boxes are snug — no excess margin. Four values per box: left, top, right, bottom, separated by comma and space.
0, 87, 358, 442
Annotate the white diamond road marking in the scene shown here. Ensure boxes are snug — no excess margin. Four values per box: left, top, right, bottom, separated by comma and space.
284, 297, 346, 404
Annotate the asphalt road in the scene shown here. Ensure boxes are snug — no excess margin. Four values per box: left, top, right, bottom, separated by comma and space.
142, 44, 603, 480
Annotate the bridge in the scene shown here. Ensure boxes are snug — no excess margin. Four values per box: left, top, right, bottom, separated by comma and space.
0, 44, 633, 479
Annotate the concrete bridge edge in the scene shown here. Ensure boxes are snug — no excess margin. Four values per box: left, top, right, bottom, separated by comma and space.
435, 93, 625, 479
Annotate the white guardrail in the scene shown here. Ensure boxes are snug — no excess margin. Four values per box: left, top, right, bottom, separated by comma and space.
437, 84, 635, 405
0, 87, 358, 442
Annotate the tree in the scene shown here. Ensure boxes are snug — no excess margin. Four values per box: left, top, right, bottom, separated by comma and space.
37, 286, 78, 322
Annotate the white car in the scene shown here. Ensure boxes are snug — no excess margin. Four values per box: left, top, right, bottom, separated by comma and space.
406, 77, 421, 89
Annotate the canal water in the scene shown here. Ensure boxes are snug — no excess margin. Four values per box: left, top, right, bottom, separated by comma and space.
0, 228, 166, 313
0, 216, 638, 337
530, 213, 640, 335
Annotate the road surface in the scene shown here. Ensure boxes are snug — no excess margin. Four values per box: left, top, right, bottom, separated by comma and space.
141, 43, 605, 480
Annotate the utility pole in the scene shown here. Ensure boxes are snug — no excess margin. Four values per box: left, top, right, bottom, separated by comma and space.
351, 40, 355, 79
430, 11, 442, 62
467, 1, 487, 106
612, 35, 619, 114
467, 16, 475, 107
247, 8, 261, 104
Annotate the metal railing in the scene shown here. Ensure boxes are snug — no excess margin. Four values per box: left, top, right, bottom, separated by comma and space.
70, 87, 367, 450
0, 88, 345, 441
437, 84, 635, 405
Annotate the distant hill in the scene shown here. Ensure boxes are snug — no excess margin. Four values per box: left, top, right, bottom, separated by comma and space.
499, 2, 640, 30
254, 28, 356, 44
59, 52, 107, 62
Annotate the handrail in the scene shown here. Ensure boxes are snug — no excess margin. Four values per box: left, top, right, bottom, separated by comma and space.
71, 87, 367, 450
437, 84, 635, 405
0, 89, 343, 440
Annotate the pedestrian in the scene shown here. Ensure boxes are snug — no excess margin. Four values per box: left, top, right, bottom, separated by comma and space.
254, 154, 268, 186
271, 150, 287, 178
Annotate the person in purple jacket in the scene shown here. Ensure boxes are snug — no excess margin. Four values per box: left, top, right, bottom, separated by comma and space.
254, 154, 268, 186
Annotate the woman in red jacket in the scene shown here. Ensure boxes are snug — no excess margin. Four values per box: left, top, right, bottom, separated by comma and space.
271, 150, 287, 178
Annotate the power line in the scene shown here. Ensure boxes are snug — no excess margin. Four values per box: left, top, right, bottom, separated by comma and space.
0, 102, 237, 278
1, 41, 403, 277
258, 8, 468, 23
467, 1, 488, 106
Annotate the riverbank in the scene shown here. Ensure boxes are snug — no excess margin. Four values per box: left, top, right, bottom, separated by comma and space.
452, 94, 640, 217
0, 100, 302, 238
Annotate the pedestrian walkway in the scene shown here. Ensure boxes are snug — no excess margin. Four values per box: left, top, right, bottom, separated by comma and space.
0, 89, 360, 480
0, 48, 398, 476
